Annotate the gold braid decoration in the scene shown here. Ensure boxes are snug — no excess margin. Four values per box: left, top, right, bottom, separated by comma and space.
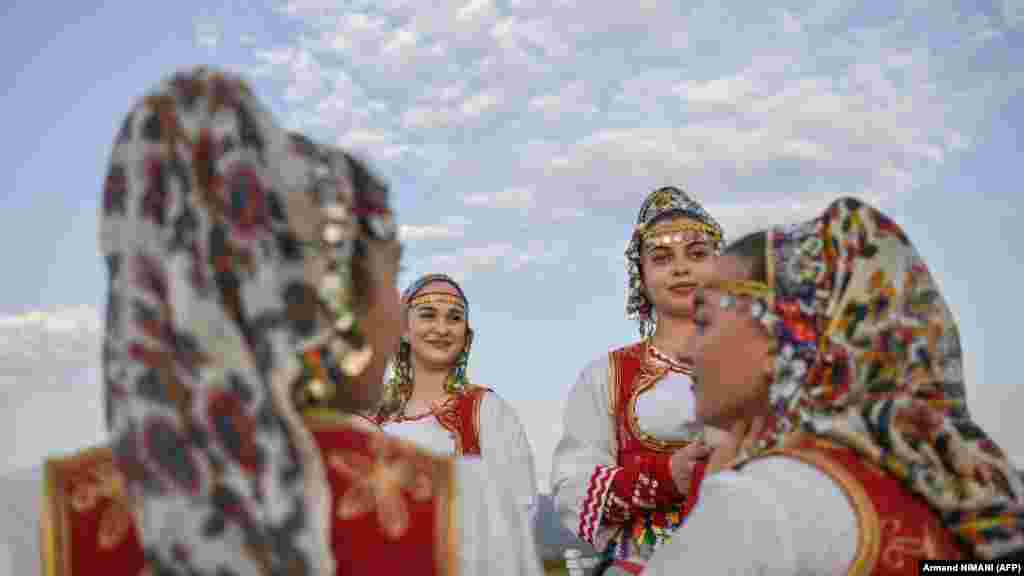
639, 220, 722, 247
705, 279, 775, 300
407, 293, 466, 310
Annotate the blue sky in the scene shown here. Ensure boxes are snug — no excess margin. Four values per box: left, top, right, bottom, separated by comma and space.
1, 0, 1022, 487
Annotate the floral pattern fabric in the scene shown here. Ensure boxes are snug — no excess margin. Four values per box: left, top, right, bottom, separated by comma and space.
101, 67, 396, 575
737, 197, 1024, 559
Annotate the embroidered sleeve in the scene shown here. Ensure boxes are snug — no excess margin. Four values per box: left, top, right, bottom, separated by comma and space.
601, 453, 689, 524
551, 358, 620, 550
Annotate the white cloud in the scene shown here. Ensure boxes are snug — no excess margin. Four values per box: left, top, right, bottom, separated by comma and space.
0, 306, 105, 475
194, 19, 220, 48
459, 90, 501, 118
673, 74, 756, 106
337, 128, 412, 160
463, 187, 534, 210
254, 45, 330, 103
400, 221, 467, 241
1002, 0, 1024, 27
402, 106, 454, 129
456, 0, 493, 22
382, 25, 419, 55
529, 81, 597, 118
420, 239, 564, 281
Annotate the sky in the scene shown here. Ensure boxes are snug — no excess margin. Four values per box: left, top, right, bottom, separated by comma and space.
1, 0, 1022, 510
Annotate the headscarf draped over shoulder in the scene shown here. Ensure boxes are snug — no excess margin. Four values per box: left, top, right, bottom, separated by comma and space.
100, 67, 396, 575
625, 186, 724, 337
376, 273, 473, 422
730, 197, 1024, 559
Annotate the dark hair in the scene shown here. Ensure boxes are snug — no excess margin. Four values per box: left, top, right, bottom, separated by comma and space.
348, 153, 391, 311
724, 231, 768, 283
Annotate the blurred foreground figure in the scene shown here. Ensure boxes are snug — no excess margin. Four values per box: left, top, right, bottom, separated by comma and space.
645, 197, 1024, 575
74, 66, 542, 576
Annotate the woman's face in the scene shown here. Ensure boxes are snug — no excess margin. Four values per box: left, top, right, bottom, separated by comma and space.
404, 280, 469, 371
639, 216, 715, 319
285, 186, 403, 411
353, 240, 404, 408
686, 254, 775, 429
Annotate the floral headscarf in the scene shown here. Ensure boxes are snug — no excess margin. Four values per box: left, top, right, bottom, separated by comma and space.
625, 186, 724, 338
100, 67, 397, 575
723, 197, 1024, 559
376, 273, 473, 422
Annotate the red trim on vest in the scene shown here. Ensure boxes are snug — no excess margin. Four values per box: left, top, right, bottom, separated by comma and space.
433, 386, 491, 456
754, 434, 966, 575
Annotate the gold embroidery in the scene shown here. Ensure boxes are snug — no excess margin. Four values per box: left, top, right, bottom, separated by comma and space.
97, 498, 134, 550
625, 343, 698, 453
69, 461, 125, 513
66, 459, 134, 550
880, 518, 939, 570
43, 445, 142, 576
327, 435, 434, 540
639, 220, 721, 246
408, 293, 465, 310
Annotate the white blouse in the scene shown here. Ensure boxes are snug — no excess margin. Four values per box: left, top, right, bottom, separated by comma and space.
382, 390, 542, 562
551, 353, 727, 551
644, 455, 858, 575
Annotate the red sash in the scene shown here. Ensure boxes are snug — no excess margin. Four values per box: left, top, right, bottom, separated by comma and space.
751, 433, 965, 575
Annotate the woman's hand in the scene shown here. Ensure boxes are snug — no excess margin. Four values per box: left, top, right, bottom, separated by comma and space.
706, 417, 765, 475
669, 442, 712, 494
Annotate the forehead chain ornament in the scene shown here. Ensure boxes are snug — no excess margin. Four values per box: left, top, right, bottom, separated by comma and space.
710, 280, 777, 328
297, 157, 375, 407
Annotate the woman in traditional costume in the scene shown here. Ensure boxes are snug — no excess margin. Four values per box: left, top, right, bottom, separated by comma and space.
550, 186, 728, 575
644, 197, 1024, 574
373, 273, 540, 528
100, 67, 542, 576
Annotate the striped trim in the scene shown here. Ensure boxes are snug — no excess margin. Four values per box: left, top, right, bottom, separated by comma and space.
578, 465, 621, 546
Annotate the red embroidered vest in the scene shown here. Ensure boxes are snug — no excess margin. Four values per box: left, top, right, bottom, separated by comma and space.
608, 342, 700, 545
307, 413, 458, 576
41, 414, 460, 576
429, 385, 492, 456
749, 433, 965, 575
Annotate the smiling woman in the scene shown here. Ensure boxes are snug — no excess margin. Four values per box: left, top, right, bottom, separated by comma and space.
369, 273, 542, 550
645, 197, 1024, 575
91, 66, 542, 576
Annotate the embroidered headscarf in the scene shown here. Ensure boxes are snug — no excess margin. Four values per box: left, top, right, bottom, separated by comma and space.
100, 67, 397, 575
625, 186, 724, 338
376, 273, 473, 422
718, 197, 1024, 559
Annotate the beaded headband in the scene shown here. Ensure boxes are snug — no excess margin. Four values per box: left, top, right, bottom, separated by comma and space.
639, 220, 721, 248
625, 186, 725, 338
407, 292, 466, 310
701, 279, 777, 329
